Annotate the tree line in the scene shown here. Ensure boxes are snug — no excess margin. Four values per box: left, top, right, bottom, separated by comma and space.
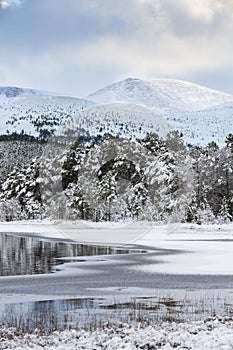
0, 131, 233, 224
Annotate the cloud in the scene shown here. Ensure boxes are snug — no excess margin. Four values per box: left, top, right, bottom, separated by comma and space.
0, 0, 22, 8
0, 0, 233, 96
188, 65, 233, 94
0, 0, 128, 53
0, 1, 10, 9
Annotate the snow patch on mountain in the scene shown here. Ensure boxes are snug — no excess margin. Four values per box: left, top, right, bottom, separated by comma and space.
166, 101, 233, 146
87, 78, 233, 146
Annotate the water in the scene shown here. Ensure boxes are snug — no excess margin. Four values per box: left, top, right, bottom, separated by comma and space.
0, 232, 138, 276
1, 232, 233, 331
0, 232, 148, 331
1, 291, 233, 332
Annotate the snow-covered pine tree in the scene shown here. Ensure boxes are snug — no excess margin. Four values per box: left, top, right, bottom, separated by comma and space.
218, 196, 232, 223
0, 158, 43, 220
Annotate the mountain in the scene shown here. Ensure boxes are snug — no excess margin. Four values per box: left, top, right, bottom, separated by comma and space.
167, 101, 233, 146
1, 79, 233, 146
87, 78, 233, 113
0, 87, 94, 139
87, 78, 233, 146
58, 103, 172, 140
0, 86, 37, 98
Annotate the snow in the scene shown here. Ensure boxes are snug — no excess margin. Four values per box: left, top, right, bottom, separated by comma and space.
0, 86, 37, 98
1, 221, 233, 347
1, 221, 233, 274
86, 77, 233, 146
87, 77, 233, 112
0, 220, 155, 245
0, 220, 65, 239
0, 90, 94, 137
1, 78, 233, 145
166, 101, 233, 147
58, 102, 173, 139
1, 78, 233, 146
1, 317, 233, 349
135, 223, 233, 275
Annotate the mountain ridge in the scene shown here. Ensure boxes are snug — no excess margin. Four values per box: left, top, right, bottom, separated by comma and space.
0, 86, 37, 98
87, 77, 233, 113
0, 78, 233, 145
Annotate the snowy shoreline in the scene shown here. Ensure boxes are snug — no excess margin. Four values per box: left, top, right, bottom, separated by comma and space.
1, 316, 233, 350
1, 221, 233, 348
1, 220, 233, 275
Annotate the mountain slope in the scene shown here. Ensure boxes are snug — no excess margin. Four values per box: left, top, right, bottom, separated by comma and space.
167, 101, 233, 146
0, 88, 94, 138
58, 103, 172, 140
0, 86, 37, 98
87, 78, 233, 146
87, 78, 233, 113
1, 79, 233, 146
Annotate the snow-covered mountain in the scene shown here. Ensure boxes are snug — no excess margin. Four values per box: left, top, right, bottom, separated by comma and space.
0, 87, 94, 138
58, 103, 172, 140
1, 78, 233, 146
0, 86, 37, 98
87, 78, 233, 113
87, 78, 233, 146
166, 101, 233, 146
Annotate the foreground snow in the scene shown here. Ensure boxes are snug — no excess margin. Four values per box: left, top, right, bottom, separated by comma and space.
1, 317, 233, 349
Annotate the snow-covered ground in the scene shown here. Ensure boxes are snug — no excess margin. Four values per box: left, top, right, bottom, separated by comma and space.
136, 223, 233, 275
1, 317, 233, 349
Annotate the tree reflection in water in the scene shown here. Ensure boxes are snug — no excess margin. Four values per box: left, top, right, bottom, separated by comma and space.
0, 233, 130, 276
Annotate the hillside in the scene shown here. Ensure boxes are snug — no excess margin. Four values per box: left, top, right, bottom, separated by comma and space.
58, 103, 172, 140
87, 78, 233, 113
0, 87, 94, 139
0, 86, 37, 98
87, 78, 233, 146
0, 79, 233, 146
166, 102, 233, 146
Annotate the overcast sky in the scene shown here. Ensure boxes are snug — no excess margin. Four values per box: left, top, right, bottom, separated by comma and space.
0, 0, 233, 97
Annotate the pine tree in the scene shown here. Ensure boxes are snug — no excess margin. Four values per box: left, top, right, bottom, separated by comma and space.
218, 196, 232, 223
0, 158, 43, 220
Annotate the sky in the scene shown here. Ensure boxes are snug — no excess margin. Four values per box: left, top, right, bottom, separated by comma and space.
0, 0, 233, 97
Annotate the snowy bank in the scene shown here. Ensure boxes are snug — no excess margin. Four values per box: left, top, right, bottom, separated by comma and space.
1, 317, 233, 350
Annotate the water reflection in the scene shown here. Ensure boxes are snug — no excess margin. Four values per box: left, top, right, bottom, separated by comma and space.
1, 292, 233, 332
0, 233, 131, 276
0, 298, 107, 332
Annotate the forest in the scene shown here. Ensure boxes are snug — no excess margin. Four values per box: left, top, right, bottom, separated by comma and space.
0, 131, 233, 224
